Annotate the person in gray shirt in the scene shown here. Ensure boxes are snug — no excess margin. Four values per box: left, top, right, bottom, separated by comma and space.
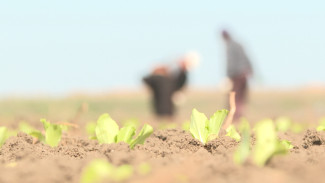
222, 30, 253, 120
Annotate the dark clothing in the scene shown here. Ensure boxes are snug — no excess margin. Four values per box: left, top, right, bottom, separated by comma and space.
143, 70, 187, 116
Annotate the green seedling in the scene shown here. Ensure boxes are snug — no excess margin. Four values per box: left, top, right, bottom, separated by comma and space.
20, 120, 66, 147
80, 159, 133, 183
225, 125, 241, 142
0, 126, 17, 148
316, 118, 325, 131
280, 140, 294, 150
41, 119, 65, 147
182, 120, 190, 131
233, 119, 251, 165
290, 122, 304, 133
0, 127, 8, 148
19, 122, 44, 141
95, 114, 153, 149
137, 162, 151, 175
275, 117, 292, 132
253, 119, 290, 166
189, 108, 229, 144
86, 122, 97, 140
122, 118, 140, 129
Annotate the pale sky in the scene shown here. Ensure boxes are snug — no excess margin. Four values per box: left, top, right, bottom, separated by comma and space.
1, 0, 324, 95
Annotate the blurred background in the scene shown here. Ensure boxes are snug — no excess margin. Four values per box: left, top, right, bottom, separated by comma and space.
0, 0, 324, 128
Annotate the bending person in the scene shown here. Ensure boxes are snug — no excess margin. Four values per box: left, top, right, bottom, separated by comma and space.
221, 30, 253, 120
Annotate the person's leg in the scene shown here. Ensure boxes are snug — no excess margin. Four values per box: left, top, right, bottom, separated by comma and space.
232, 75, 247, 121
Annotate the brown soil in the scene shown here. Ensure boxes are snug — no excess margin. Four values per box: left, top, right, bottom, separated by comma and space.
1, 129, 325, 183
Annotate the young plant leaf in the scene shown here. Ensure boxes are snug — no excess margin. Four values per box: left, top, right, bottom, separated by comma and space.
86, 122, 97, 140
275, 117, 292, 132
290, 123, 304, 133
233, 120, 251, 165
113, 164, 134, 182
280, 140, 294, 150
209, 109, 229, 138
95, 114, 119, 144
225, 125, 241, 142
0, 127, 8, 148
41, 119, 51, 130
253, 119, 288, 166
189, 109, 209, 144
41, 119, 64, 147
316, 118, 325, 131
19, 122, 36, 134
129, 124, 153, 149
81, 159, 113, 183
182, 121, 190, 131
137, 162, 151, 175
30, 131, 45, 143
80, 159, 134, 183
116, 125, 136, 144
122, 119, 139, 129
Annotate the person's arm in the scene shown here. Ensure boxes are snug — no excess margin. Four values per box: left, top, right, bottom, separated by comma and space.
173, 69, 187, 91
143, 74, 155, 88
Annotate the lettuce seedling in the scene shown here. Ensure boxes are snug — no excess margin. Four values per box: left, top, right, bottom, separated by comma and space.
95, 114, 153, 149
253, 119, 290, 166
189, 109, 228, 144
225, 125, 241, 142
41, 119, 65, 147
85, 122, 97, 140
233, 120, 251, 165
81, 159, 133, 183
0, 127, 8, 148
316, 118, 325, 131
275, 117, 292, 132
182, 120, 190, 131
0, 126, 17, 148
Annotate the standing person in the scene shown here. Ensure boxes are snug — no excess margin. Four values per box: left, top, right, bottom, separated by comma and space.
143, 52, 199, 119
222, 30, 253, 120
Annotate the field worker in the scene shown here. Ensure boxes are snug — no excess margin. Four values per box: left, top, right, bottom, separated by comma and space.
143, 52, 199, 119
221, 30, 253, 120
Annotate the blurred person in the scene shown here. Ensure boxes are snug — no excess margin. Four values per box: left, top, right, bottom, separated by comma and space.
143, 52, 199, 119
221, 30, 253, 121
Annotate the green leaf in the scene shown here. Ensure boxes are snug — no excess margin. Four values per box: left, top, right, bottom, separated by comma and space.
45, 123, 62, 147
233, 120, 251, 165
291, 123, 304, 133
279, 140, 294, 150
40, 119, 63, 147
275, 117, 292, 132
80, 159, 133, 183
225, 125, 241, 142
189, 109, 209, 144
112, 164, 133, 182
122, 119, 139, 129
129, 124, 153, 149
95, 114, 119, 144
208, 109, 229, 139
41, 119, 51, 130
253, 119, 288, 166
86, 122, 96, 137
0, 127, 17, 148
182, 121, 190, 131
30, 131, 45, 143
316, 118, 325, 131
19, 122, 36, 134
116, 125, 136, 144
0, 127, 8, 148
137, 162, 151, 175
80, 159, 113, 183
